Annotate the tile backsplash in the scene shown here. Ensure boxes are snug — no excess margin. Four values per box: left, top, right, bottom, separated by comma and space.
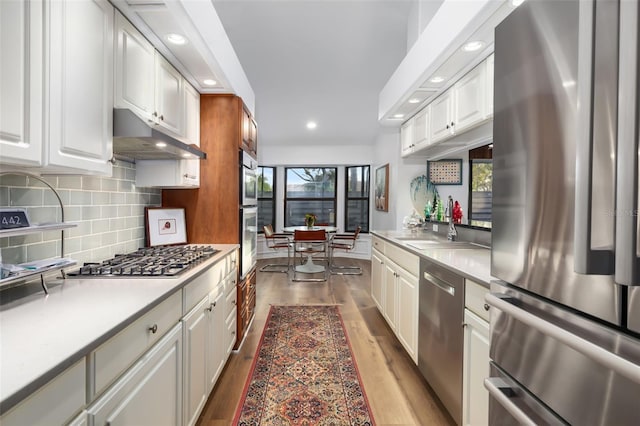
0, 161, 161, 266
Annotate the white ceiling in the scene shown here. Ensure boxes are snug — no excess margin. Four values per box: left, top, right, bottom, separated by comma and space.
213, 0, 416, 147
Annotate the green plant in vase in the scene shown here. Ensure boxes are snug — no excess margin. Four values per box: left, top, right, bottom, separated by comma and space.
304, 213, 317, 228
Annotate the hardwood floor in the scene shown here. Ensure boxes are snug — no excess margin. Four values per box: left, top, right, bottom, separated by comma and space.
197, 258, 455, 426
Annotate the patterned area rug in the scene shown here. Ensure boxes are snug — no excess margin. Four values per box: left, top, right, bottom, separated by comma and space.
233, 305, 375, 425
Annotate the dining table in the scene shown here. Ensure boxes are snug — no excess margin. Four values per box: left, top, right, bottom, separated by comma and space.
282, 225, 338, 273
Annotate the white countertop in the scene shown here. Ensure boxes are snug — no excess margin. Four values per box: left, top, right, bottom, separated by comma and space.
371, 230, 494, 285
0, 244, 238, 413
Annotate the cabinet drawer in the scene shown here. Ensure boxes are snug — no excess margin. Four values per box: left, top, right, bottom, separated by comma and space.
385, 243, 419, 276
226, 317, 237, 355
184, 263, 223, 313
224, 270, 237, 298
465, 279, 490, 322
92, 291, 181, 397
372, 236, 385, 254
0, 359, 85, 426
225, 287, 237, 322
226, 250, 238, 276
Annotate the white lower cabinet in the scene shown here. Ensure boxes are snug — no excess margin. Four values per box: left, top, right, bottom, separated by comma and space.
88, 323, 183, 426
182, 296, 210, 426
462, 279, 491, 426
0, 360, 85, 426
371, 249, 384, 311
462, 309, 489, 426
370, 238, 419, 363
182, 254, 238, 426
396, 267, 419, 363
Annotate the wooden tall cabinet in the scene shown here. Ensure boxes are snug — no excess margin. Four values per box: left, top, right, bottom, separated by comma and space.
163, 94, 257, 349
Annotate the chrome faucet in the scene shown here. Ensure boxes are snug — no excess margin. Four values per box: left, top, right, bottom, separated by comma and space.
447, 196, 457, 241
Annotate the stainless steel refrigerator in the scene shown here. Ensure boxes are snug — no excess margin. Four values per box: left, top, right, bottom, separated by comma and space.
487, 0, 640, 423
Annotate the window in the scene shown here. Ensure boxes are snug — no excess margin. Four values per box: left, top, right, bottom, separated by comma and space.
345, 166, 370, 232
468, 145, 493, 228
257, 166, 275, 233
284, 167, 337, 226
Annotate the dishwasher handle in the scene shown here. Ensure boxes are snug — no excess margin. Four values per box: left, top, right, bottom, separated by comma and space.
423, 271, 455, 296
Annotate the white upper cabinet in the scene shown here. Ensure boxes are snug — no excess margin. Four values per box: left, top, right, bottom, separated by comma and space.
429, 89, 455, 143
413, 105, 430, 149
154, 52, 184, 137
400, 118, 415, 156
0, 0, 44, 167
1, 0, 113, 175
454, 62, 487, 133
184, 82, 200, 147
47, 0, 114, 175
484, 54, 494, 119
114, 11, 155, 121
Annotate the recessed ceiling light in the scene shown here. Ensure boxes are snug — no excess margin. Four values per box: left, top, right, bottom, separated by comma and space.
562, 80, 576, 88
393, 114, 404, 119
166, 33, 187, 45
510, 0, 525, 7
155, 142, 167, 148
203, 79, 217, 86
430, 76, 445, 84
306, 121, 317, 129
462, 41, 485, 52
408, 98, 421, 104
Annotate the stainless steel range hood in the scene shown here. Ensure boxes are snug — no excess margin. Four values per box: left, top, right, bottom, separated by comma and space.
112, 109, 206, 161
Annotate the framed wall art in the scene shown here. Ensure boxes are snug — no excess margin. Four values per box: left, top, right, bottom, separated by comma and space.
145, 207, 187, 246
427, 159, 463, 185
375, 164, 389, 212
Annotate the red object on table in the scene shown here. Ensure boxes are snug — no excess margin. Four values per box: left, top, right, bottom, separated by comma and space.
453, 201, 463, 224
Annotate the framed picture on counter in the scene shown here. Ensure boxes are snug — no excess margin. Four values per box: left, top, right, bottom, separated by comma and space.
145, 207, 187, 246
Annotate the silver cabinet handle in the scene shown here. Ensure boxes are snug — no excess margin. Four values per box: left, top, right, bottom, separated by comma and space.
148, 324, 158, 334
423, 271, 455, 296
159, 115, 164, 121
486, 293, 640, 384
484, 378, 538, 426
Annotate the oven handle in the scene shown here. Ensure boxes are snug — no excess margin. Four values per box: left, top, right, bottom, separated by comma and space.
486, 293, 640, 385
484, 378, 537, 426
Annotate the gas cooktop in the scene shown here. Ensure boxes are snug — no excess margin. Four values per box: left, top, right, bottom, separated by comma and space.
67, 245, 219, 278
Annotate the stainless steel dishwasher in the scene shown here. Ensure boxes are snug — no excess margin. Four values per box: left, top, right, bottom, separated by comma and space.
418, 257, 464, 425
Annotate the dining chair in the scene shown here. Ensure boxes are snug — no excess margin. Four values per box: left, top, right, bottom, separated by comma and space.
259, 224, 292, 273
328, 226, 362, 275
291, 229, 328, 282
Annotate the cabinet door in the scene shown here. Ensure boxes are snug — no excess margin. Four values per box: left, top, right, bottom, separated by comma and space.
155, 52, 184, 136
484, 54, 494, 119
383, 262, 398, 332
47, 0, 113, 175
400, 119, 414, 156
429, 90, 454, 143
183, 297, 209, 426
454, 63, 486, 133
89, 324, 183, 426
206, 290, 226, 392
114, 11, 154, 121
462, 309, 490, 426
0, 0, 44, 167
371, 249, 384, 312
413, 106, 430, 149
184, 82, 201, 146
249, 116, 258, 155
396, 268, 419, 364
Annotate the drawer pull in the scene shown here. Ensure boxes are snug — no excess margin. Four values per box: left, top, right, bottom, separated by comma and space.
484, 303, 490, 311
148, 324, 158, 334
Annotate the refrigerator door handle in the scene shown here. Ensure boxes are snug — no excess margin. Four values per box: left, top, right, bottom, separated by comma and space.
485, 293, 640, 384
575, 0, 616, 275
484, 378, 538, 426
615, 0, 640, 286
